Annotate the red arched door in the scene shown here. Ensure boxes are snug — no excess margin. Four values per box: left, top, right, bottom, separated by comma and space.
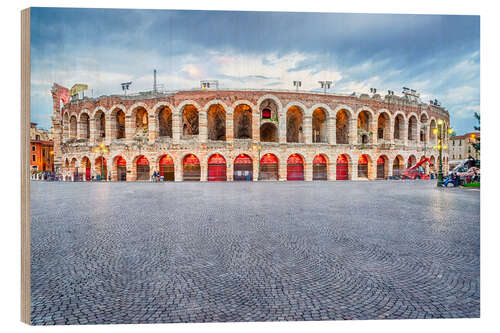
336, 155, 348, 180
183, 154, 200, 181
287, 154, 304, 181
313, 154, 327, 180
159, 154, 174, 181
208, 154, 227, 181
377, 156, 386, 179
117, 156, 127, 181
358, 155, 369, 178
234, 154, 253, 181
136, 156, 150, 181
260, 154, 279, 181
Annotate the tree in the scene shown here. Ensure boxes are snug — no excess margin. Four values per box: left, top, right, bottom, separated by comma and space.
472, 112, 480, 154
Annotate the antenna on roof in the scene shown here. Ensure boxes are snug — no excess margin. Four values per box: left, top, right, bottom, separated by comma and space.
153, 69, 157, 93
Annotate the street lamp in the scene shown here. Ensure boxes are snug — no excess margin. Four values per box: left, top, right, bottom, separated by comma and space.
433, 119, 452, 187
94, 143, 108, 181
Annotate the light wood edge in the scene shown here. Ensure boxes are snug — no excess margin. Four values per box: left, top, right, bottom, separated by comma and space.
21, 7, 31, 325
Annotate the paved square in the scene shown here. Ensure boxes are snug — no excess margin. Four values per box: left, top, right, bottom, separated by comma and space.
30, 180, 480, 325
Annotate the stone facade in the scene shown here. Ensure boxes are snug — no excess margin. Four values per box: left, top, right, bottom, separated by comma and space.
30, 122, 54, 173
51, 85, 450, 181
449, 132, 480, 168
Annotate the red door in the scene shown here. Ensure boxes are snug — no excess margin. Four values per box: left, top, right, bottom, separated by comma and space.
208, 154, 227, 181
377, 156, 385, 179
313, 154, 327, 180
260, 154, 279, 181
85, 167, 91, 181
336, 155, 348, 180
159, 155, 174, 181
183, 154, 200, 181
234, 154, 253, 181
287, 154, 304, 181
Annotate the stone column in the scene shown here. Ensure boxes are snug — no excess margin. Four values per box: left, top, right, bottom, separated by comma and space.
226, 110, 234, 142
125, 115, 134, 141
303, 116, 312, 144
279, 160, 287, 181
173, 113, 181, 144
252, 113, 260, 142
416, 122, 421, 145
227, 160, 234, 181
370, 120, 378, 145
349, 118, 357, 144
403, 121, 409, 147
304, 159, 313, 181
253, 157, 260, 181
388, 160, 394, 178
389, 119, 395, 144
200, 163, 207, 181
351, 162, 358, 180
104, 115, 113, 145
329, 161, 336, 181
174, 158, 183, 182
279, 113, 287, 143
199, 110, 207, 143
369, 160, 377, 180
149, 114, 157, 143
327, 117, 335, 144
127, 161, 136, 181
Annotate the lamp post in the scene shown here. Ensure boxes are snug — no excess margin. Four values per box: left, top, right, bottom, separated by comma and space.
433, 120, 453, 187
94, 143, 108, 181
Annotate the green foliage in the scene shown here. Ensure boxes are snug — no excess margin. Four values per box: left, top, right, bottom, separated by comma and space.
472, 112, 480, 154
463, 182, 480, 188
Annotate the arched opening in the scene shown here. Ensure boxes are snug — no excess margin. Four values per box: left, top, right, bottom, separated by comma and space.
336, 154, 349, 180
394, 114, 404, 140
286, 106, 304, 143
377, 112, 390, 141
313, 154, 328, 180
183, 154, 200, 181
115, 156, 127, 181
133, 107, 149, 138
408, 115, 417, 141
69, 115, 77, 138
430, 156, 436, 174
393, 155, 404, 179
312, 108, 327, 143
158, 106, 172, 138
159, 154, 174, 181
336, 109, 350, 144
233, 104, 252, 139
408, 155, 417, 169
80, 113, 90, 139
420, 114, 428, 142
182, 105, 199, 137
357, 111, 372, 144
82, 156, 91, 181
208, 154, 227, 181
234, 154, 253, 181
259, 99, 278, 120
71, 158, 78, 181
136, 155, 150, 181
63, 113, 69, 140
358, 154, 370, 179
429, 119, 437, 143
260, 153, 279, 181
95, 110, 106, 139
115, 109, 126, 139
377, 155, 388, 179
95, 156, 108, 181
260, 123, 278, 142
207, 104, 226, 141
287, 154, 304, 181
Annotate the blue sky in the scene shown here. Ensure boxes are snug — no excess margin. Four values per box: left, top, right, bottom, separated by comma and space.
30, 8, 479, 134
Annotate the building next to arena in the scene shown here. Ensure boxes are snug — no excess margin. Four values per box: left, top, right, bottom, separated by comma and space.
50, 83, 450, 182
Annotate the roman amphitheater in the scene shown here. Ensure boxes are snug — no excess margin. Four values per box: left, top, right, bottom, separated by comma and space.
50, 85, 450, 182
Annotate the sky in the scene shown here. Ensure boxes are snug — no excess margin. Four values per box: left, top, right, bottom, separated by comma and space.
30, 8, 480, 134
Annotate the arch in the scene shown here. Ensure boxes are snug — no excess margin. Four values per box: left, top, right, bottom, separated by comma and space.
207, 104, 226, 141
393, 113, 405, 141
95, 156, 108, 181
126, 102, 148, 117
91, 106, 107, 119
336, 154, 350, 180
69, 115, 77, 139
377, 111, 391, 141
393, 155, 404, 179
158, 105, 173, 138
408, 114, 418, 141
429, 118, 437, 143
420, 111, 429, 124
357, 154, 372, 179
151, 101, 176, 116
357, 110, 372, 144
114, 155, 127, 181
257, 94, 283, 114
309, 103, 332, 118
287, 153, 304, 181
79, 112, 90, 139
233, 103, 252, 139
134, 155, 150, 181
336, 108, 351, 144
183, 154, 200, 181
131, 105, 149, 138
313, 154, 328, 180
286, 105, 304, 143
81, 156, 91, 181
260, 153, 279, 181
376, 155, 389, 179
234, 154, 253, 181
207, 153, 227, 181
232, 99, 256, 111
158, 154, 174, 181
260, 122, 278, 142
181, 104, 199, 137
408, 154, 417, 168
113, 108, 126, 139
312, 107, 328, 143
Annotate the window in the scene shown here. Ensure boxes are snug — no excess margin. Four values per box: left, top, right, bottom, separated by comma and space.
459, 140, 462, 146
32, 155, 36, 162
31, 146, 35, 151
35, 135, 40, 140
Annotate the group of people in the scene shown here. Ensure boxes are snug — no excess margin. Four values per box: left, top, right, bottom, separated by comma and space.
151, 170, 164, 182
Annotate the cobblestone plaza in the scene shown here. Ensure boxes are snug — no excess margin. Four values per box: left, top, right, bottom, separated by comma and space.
30, 181, 479, 325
